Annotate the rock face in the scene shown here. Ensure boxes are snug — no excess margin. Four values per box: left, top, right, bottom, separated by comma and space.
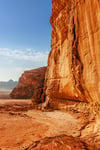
10, 67, 46, 102
26, 135, 94, 150
45, 0, 100, 107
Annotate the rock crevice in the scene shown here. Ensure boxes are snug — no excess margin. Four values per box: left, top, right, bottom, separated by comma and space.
44, 0, 100, 108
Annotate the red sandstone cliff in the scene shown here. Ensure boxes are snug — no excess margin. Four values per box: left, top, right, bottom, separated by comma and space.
10, 67, 46, 102
44, 0, 100, 108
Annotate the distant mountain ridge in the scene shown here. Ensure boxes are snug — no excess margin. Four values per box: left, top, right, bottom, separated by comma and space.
0, 79, 18, 90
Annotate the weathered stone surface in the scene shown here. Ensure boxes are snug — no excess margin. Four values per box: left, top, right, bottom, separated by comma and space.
45, 0, 100, 107
26, 135, 95, 150
10, 67, 46, 102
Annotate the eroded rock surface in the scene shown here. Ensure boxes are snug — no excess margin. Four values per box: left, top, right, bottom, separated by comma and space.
10, 67, 46, 103
45, 0, 100, 108
26, 135, 94, 150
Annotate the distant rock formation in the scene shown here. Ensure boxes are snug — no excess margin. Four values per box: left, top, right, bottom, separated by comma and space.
43, 0, 100, 108
0, 79, 18, 90
10, 67, 46, 101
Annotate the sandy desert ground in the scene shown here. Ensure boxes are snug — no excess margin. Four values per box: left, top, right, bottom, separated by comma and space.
0, 98, 88, 150
0, 90, 11, 99
0, 92, 99, 150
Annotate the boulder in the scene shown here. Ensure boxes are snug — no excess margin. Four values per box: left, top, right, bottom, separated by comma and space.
26, 135, 94, 150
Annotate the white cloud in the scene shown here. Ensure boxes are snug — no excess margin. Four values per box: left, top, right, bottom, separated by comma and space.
0, 48, 49, 81
0, 48, 49, 62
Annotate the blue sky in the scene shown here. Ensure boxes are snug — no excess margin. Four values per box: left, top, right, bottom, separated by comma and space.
0, 0, 52, 81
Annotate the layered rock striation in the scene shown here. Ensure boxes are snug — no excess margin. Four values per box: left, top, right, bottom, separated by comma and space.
44, 0, 100, 108
10, 67, 46, 102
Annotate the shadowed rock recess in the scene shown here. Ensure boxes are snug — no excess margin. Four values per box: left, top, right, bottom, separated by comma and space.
43, 0, 100, 109
10, 67, 46, 103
